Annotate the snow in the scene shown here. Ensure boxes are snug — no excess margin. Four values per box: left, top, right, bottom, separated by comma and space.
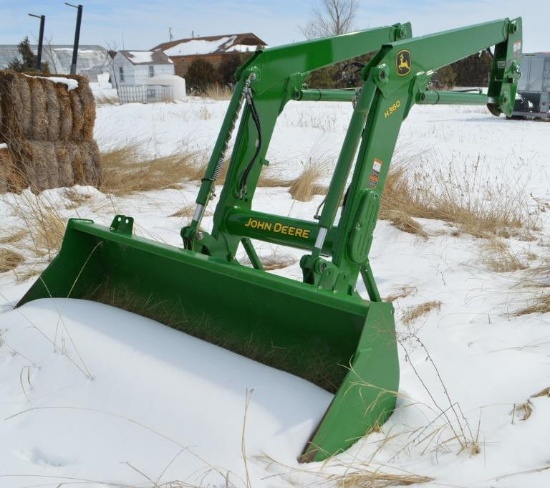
164, 36, 235, 56
125, 51, 156, 64
1, 96, 550, 487
22, 73, 79, 91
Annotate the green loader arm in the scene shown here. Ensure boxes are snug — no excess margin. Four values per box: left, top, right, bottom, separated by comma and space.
183, 18, 522, 299
181, 23, 413, 255
308, 17, 522, 296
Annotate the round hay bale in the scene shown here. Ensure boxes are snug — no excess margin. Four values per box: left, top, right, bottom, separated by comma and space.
18, 75, 32, 138
57, 86, 73, 141
28, 140, 53, 191
29, 77, 49, 141
70, 89, 84, 142
78, 81, 96, 141
0, 99, 4, 144
80, 140, 101, 186
40, 141, 59, 188
0, 147, 11, 193
45, 80, 61, 142
7, 140, 35, 193
56, 143, 74, 187
68, 142, 85, 183
0, 72, 29, 141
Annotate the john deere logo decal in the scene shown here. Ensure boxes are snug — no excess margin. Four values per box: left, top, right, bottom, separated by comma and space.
396, 50, 411, 76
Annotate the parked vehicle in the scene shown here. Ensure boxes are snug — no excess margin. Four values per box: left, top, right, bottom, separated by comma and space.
510, 52, 550, 119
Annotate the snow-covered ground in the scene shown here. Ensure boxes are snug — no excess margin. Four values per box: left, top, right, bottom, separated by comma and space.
1, 96, 549, 488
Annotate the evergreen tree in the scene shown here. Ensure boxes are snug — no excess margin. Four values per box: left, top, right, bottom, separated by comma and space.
8, 36, 50, 73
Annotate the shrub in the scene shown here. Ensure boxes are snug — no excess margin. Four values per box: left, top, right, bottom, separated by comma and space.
186, 59, 220, 95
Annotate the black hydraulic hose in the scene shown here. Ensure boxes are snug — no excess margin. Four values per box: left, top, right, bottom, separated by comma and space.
238, 86, 262, 198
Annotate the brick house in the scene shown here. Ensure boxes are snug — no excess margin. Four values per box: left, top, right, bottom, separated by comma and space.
152, 33, 267, 78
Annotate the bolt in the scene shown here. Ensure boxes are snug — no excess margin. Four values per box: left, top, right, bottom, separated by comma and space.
377, 64, 389, 84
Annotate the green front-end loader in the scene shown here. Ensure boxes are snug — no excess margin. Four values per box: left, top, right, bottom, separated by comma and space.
17, 18, 522, 462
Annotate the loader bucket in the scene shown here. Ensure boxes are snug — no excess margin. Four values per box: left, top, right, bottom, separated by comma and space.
17, 216, 399, 462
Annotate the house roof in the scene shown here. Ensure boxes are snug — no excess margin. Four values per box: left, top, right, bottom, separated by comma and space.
152, 33, 266, 57
118, 50, 173, 65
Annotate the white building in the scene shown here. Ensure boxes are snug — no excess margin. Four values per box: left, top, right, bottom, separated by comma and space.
112, 50, 185, 103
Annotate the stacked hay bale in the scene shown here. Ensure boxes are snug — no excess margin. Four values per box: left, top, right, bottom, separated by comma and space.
0, 71, 101, 193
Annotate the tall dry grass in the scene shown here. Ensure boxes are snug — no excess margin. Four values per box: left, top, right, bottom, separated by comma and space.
99, 144, 209, 196
202, 84, 233, 100
512, 257, 550, 315
5, 191, 67, 261
380, 156, 535, 239
480, 239, 528, 273
402, 300, 442, 325
0, 248, 24, 273
288, 159, 328, 201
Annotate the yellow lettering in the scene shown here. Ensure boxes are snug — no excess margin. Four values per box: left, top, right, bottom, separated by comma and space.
248, 221, 312, 239
244, 218, 273, 231
385, 100, 401, 118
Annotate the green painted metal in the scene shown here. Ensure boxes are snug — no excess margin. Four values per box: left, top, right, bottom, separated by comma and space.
418, 90, 488, 105
18, 18, 522, 463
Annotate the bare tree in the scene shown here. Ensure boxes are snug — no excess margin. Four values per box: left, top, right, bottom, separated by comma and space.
301, 0, 358, 39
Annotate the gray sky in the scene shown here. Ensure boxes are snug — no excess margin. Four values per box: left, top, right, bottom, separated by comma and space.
0, 1, 546, 53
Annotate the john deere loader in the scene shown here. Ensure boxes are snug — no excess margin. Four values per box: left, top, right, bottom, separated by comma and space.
17, 18, 522, 462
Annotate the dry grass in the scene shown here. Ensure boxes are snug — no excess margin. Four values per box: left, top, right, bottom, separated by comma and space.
512, 258, 550, 316
380, 157, 535, 239
511, 400, 533, 422
99, 145, 208, 196
385, 285, 417, 302
262, 252, 297, 270
531, 386, 550, 398
330, 470, 434, 487
169, 204, 196, 219
240, 249, 297, 270
381, 210, 428, 238
5, 192, 67, 260
289, 160, 328, 201
258, 175, 294, 188
515, 293, 550, 316
402, 301, 442, 325
202, 84, 233, 100
0, 228, 28, 244
0, 248, 25, 272
480, 239, 528, 273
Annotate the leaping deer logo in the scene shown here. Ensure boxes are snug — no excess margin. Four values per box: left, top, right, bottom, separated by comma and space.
396, 50, 411, 76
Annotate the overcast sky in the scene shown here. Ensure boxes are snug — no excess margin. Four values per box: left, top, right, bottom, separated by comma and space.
0, 0, 547, 53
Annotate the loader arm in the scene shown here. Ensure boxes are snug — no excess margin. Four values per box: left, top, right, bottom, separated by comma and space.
181, 23, 413, 254
184, 17, 522, 298
307, 17, 522, 294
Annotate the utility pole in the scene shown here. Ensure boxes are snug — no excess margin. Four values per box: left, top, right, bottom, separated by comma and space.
28, 13, 45, 71
65, 3, 83, 75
